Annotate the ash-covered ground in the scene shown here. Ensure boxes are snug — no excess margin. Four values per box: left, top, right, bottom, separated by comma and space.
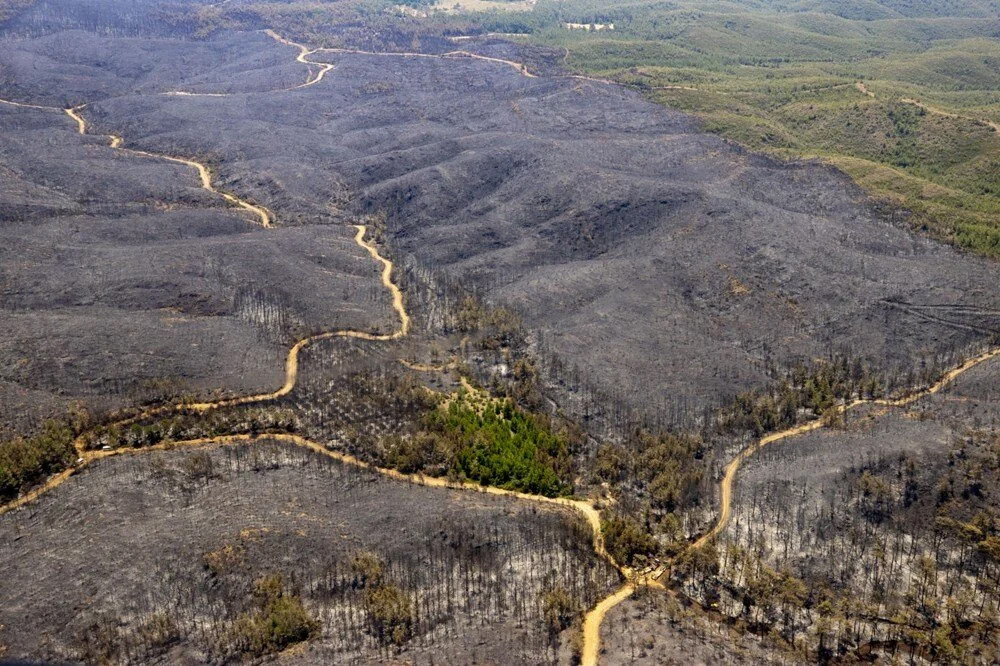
3, 9, 995, 431
0, 439, 617, 664
0, 71, 396, 433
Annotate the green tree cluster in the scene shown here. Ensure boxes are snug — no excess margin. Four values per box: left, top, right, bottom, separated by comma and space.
602, 514, 659, 566
385, 395, 573, 497
227, 575, 319, 656
0, 420, 76, 503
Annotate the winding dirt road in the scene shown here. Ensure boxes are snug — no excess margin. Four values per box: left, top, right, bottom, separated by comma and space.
577, 344, 1000, 665
679, 347, 998, 561
900, 97, 1000, 134
265, 29, 336, 87
685, 346, 1000, 560
165, 30, 336, 96
4, 35, 1000, 666
65, 104, 271, 226
301, 43, 537, 78
1, 430, 608, 551
2, 99, 270, 225
0, 221, 408, 516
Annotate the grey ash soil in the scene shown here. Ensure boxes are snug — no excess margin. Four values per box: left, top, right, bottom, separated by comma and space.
0, 99, 396, 433
6, 23, 990, 426
591, 590, 790, 666
0, 2, 998, 665
0, 29, 307, 104
0, 439, 619, 664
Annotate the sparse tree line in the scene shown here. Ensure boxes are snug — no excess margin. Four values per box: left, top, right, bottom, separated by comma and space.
82, 406, 300, 451
714, 354, 888, 437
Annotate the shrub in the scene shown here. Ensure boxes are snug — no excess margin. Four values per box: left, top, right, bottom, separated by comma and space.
182, 451, 215, 482
541, 586, 578, 636
363, 582, 414, 647
226, 575, 318, 656
350, 551, 384, 588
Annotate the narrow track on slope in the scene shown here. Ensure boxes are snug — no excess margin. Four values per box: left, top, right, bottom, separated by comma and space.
165, 29, 610, 98
579, 344, 1000, 665
900, 97, 1000, 134
687, 346, 1000, 552
264, 29, 336, 87
65, 104, 271, 226
855, 81, 999, 133
163, 30, 333, 96
2, 97, 270, 225
314, 44, 537, 78
1, 431, 608, 556
0, 221, 415, 518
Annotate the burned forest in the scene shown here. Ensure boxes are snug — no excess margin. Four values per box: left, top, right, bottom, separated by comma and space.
2, 0, 999, 664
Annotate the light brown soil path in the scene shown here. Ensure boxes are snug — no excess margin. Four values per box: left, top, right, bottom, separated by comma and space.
41, 223, 408, 433
312, 43, 537, 78
855, 80, 875, 98
692, 346, 1000, 548
1, 432, 603, 536
6, 42, 999, 665
581, 584, 635, 665
181, 223, 410, 411
0, 97, 59, 110
899, 97, 1000, 133
166, 30, 337, 95
264, 29, 336, 87
64, 105, 271, 225
578, 345, 1000, 665
0, 222, 410, 517
855, 81, 998, 133
3, 97, 270, 224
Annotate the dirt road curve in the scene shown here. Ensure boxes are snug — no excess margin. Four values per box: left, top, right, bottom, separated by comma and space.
65, 105, 272, 226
